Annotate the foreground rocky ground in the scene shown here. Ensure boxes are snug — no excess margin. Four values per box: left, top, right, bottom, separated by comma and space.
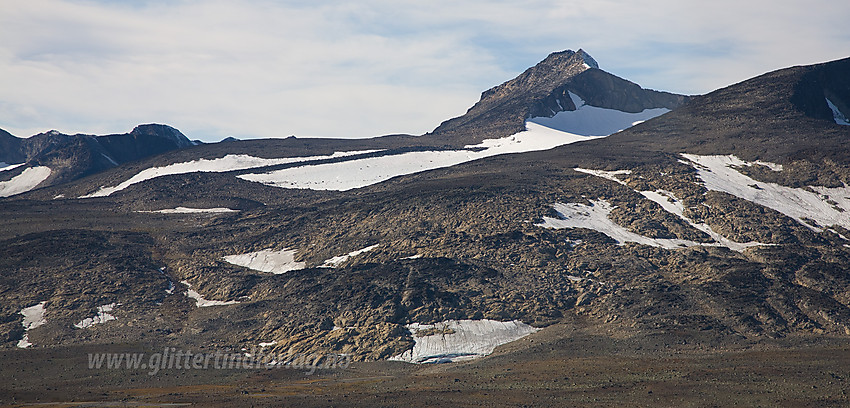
2, 318, 849, 407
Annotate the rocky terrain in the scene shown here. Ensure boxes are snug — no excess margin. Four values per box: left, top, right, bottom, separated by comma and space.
2, 50, 850, 405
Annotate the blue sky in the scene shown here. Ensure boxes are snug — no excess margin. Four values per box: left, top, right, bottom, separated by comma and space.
1, 0, 848, 141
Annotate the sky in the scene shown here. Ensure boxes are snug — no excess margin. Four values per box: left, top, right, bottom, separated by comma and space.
1, 0, 848, 142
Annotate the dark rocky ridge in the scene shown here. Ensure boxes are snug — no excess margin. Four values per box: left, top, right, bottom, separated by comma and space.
0, 124, 193, 187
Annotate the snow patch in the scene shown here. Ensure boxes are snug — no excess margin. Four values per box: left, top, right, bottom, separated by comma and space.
573, 167, 768, 252
826, 98, 850, 126
528, 92, 670, 137
259, 341, 277, 348
17, 302, 47, 348
79, 151, 377, 198
321, 244, 379, 267
537, 200, 706, 249
389, 319, 539, 364
138, 207, 239, 214
74, 303, 118, 329
223, 248, 306, 274
0, 166, 51, 197
681, 154, 850, 232
574, 168, 631, 185
181, 281, 241, 307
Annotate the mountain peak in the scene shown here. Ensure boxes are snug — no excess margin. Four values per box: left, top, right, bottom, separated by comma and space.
430, 48, 687, 143
576, 49, 599, 69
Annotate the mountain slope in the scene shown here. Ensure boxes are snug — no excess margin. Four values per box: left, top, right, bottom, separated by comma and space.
3, 53, 850, 371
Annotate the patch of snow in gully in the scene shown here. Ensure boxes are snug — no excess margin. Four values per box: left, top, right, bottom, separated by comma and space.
681, 154, 850, 232
826, 98, 850, 126
0, 166, 51, 197
223, 249, 306, 274
74, 303, 118, 329
79, 150, 378, 198
181, 281, 240, 307
389, 319, 539, 364
17, 301, 47, 348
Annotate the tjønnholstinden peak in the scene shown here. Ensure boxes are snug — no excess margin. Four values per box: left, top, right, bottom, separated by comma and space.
429, 49, 689, 144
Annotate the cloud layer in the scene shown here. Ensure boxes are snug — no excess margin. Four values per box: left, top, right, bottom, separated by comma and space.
1, 0, 848, 141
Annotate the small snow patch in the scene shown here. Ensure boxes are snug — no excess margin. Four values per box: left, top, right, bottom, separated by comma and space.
74, 303, 119, 329
389, 319, 539, 364
138, 207, 239, 214
826, 98, 850, 126
17, 301, 47, 348
181, 281, 241, 307
321, 244, 379, 268
224, 248, 305, 274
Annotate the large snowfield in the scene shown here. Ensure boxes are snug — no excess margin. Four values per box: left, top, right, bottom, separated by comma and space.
389, 319, 540, 364
79, 150, 377, 198
238, 94, 669, 191
77, 94, 669, 195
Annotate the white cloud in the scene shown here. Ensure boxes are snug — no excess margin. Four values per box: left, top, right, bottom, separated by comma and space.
1, 0, 848, 141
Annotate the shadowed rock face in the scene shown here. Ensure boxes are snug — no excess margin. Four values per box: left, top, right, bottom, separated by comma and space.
0, 124, 193, 187
430, 49, 690, 144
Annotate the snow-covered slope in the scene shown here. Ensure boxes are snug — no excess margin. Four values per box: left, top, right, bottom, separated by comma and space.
528, 92, 670, 136
389, 319, 539, 364
80, 151, 377, 198
0, 166, 51, 197
571, 168, 767, 252
238, 124, 601, 191
239, 93, 669, 191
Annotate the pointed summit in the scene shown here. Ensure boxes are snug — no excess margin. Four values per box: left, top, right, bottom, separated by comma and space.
576, 49, 599, 69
